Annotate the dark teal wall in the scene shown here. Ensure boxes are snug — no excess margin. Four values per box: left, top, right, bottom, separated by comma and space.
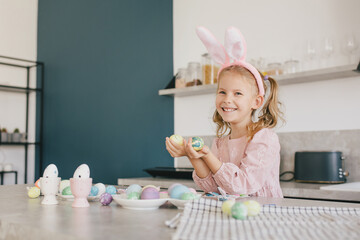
37, 0, 173, 184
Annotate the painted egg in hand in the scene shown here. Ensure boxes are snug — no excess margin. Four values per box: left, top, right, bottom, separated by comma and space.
170, 134, 184, 145
192, 137, 204, 151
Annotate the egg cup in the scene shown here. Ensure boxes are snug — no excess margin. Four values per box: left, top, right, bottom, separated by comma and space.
40, 177, 61, 205
70, 178, 92, 208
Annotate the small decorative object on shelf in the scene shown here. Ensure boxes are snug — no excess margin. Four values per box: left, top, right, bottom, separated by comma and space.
12, 128, 21, 143
0, 128, 8, 143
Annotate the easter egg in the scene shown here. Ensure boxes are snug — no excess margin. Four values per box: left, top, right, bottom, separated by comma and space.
127, 192, 140, 200
231, 202, 248, 220
73, 164, 90, 179
141, 187, 160, 200
142, 185, 159, 191
94, 183, 106, 196
100, 193, 113, 206
117, 189, 126, 194
43, 164, 58, 178
89, 186, 99, 196
221, 200, 235, 216
35, 178, 41, 189
159, 191, 169, 199
168, 183, 182, 194
106, 185, 117, 195
62, 186, 72, 195
180, 192, 197, 200
170, 134, 184, 146
126, 184, 142, 195
59, 180, 70, 194
192, 137, 204, 151
243, 200, 261, 216
170, 185, 190, 199
189, 188, 197, 194
28, 187, 40, 198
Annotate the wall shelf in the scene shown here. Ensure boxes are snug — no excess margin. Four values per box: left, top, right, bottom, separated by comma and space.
159, 64, 359, 97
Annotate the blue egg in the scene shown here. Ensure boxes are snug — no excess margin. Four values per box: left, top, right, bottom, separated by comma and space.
89, 186, 99, 196
126, 184, 142, 195
170, 185, 190, 199
106, 185, 117, 195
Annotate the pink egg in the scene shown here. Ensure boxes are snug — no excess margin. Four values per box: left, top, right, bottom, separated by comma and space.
140, 187, 160, 199
189, 188, 197, 194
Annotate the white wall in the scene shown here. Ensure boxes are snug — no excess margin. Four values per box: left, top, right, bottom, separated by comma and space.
0, 0, 38, 184
173, 0, 360, 136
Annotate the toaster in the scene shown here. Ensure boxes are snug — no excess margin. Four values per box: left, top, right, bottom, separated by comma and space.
294, 151, 349, 183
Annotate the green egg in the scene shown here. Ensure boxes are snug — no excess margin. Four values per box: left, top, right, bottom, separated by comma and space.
62, 186, 72, 195
127, 192, 140, 200
180, 192, 197, 200
231, 202, 248, 220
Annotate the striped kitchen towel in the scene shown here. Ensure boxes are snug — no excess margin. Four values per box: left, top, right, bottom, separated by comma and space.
171, 198, 360, 240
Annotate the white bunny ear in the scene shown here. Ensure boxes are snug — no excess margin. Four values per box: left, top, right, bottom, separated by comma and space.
224, 26, 247, 61
196, 26, 229, 65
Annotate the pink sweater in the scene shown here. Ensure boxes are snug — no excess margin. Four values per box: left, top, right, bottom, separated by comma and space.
193, 128, 283, 198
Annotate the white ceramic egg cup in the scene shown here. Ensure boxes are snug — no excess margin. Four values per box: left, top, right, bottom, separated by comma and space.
70, 178, 92, 208
40, 177, 61, 205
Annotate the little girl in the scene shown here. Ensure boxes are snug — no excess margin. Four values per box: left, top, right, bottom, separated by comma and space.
166, 27, 284, 198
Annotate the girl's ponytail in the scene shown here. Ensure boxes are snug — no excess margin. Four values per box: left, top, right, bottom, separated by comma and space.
247, 75, 285, 140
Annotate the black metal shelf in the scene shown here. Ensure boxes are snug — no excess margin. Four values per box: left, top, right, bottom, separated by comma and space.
0, 55, 44, 184
0, 171, 18, 185
0, 142, 40, 146
0, 85, 42, 93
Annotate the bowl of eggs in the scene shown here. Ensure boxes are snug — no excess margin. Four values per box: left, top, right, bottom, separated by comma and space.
112, 184, 168, 210
167, 183, 202, 209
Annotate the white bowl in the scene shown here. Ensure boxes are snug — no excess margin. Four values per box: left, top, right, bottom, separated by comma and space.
112, 196, 168, 210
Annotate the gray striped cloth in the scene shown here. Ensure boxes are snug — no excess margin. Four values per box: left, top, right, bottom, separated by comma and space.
171, 198, 360, 240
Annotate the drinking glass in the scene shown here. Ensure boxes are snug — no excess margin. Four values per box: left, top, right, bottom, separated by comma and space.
343, 34, 359, 64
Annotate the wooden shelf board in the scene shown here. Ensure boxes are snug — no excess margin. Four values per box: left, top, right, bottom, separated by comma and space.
159, 64, 359, 97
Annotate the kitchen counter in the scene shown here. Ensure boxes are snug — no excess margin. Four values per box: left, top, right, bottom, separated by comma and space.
118, 177, 360, 202
1, 184, 360, 240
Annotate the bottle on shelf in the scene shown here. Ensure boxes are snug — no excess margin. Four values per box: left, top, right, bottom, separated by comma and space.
201, 53, 219, 85
186, 62, 202, 87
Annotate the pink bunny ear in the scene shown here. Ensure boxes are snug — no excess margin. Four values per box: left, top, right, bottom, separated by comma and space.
224, 26, 247, 61
196, 26, 229, 65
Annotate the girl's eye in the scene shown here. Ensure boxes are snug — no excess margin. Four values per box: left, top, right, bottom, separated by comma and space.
218, 91, 226, 94
235, 92, 242, 96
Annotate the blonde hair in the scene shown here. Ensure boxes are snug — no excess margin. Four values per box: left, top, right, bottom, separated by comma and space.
213, 65, 284, 140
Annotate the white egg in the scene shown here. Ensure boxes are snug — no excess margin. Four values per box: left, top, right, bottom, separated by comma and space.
94, 183, 106, 196
43, 164, 59, 178
73, 164, 90, 179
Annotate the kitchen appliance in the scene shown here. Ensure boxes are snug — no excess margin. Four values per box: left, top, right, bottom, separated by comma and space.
294, 151, 349, 183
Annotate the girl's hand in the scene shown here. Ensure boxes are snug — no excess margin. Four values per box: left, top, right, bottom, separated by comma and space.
165, 137, 187, 157
184, 138, 210, 159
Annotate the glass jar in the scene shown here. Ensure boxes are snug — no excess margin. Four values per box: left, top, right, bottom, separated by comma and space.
186, 62, 202, 87
283, 60, 299, 74
266, 62, 283, 76
201, 53, 219, 85
175, 68, 187, 88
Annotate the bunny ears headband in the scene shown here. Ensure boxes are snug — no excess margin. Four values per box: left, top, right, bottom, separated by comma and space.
196, 26, 265, 96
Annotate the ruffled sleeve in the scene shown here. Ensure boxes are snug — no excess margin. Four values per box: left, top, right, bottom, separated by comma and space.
192, 138, 220, 193
212, 129, 280, 195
